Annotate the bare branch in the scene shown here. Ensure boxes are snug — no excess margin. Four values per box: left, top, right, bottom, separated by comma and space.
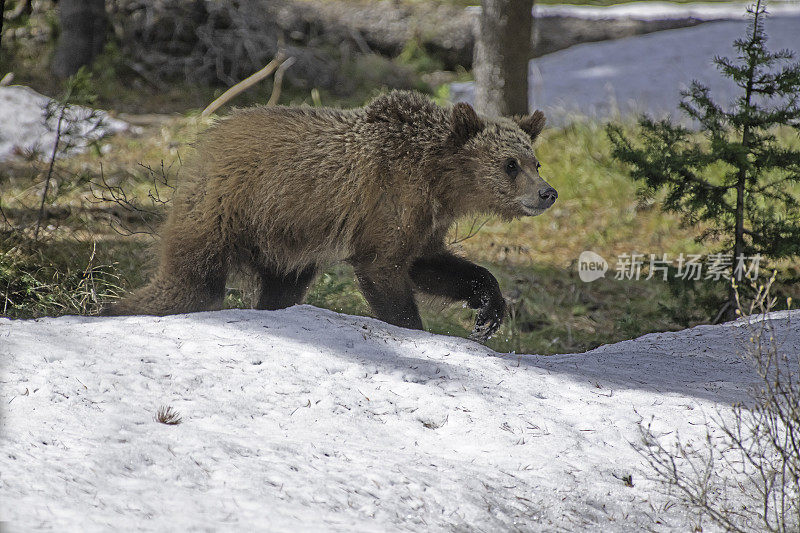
449, 217, 491, 245
266, 56, 296, 107
201, 51, 287, 117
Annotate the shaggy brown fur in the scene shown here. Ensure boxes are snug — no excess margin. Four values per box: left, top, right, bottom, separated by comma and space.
105, 91, 557, 340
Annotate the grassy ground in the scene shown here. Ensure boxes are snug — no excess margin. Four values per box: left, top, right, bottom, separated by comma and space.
7, 100, 796, 355
3, 2, 798, 354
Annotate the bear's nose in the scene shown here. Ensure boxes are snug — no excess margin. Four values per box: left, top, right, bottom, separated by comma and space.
538, 187, 558, 207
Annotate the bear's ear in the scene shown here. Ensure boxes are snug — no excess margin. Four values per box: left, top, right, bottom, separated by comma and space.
450, 102, 484, 147
513, 110, 546, 142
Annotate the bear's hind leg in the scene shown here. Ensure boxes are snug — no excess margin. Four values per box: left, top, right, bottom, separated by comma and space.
105, 270, 227, 316
255, 265, 318, 310
144, 228, 230, 314
104, 231, 229, 316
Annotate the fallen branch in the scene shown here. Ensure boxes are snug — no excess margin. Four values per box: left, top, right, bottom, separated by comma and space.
201, 52, 287, 117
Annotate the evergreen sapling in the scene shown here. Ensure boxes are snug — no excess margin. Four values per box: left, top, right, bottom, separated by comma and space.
607, 0, 800, 320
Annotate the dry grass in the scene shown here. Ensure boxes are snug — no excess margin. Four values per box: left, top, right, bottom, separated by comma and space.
635, 278, 800, 532
155, 405, 183, 425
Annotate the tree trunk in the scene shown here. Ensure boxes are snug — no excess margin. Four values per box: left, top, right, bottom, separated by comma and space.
473, 0, 534, 117
52, 0, 107, 78
725, 15, 760, 323
727, 164, 746, 321
1, 0, 5, 52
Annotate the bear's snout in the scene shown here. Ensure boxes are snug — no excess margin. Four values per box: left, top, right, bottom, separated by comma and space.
519, 184, 557, 216
538, 187, 558, 208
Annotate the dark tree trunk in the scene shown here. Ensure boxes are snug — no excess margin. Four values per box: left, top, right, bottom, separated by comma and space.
724, 17, 759, 323
52, 0, 107, 78
1, 0, 5, 52
473, 0, 534, 117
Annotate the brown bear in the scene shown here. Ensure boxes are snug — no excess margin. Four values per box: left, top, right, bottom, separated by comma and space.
105, 90, 557, 341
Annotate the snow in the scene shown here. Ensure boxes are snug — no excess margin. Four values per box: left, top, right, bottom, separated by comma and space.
2, 306, 798, 531
0, 86, 130, 162
533, 1, 800, 20
2, 3, 799, 529
452, 7, 800, 124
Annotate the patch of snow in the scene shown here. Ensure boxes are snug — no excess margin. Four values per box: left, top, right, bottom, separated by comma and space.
0, 85, 131, 162
452, 10, 800, 124
535, 1, 800, 20
1, 306, 797, 531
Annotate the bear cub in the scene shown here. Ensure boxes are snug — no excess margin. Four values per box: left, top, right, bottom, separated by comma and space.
105, 91, 557, 341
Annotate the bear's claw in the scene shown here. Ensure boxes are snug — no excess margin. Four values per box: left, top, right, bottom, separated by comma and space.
469, 322, 499, 342
469, 300, 504, 342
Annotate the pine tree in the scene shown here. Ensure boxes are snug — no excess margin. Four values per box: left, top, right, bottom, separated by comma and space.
607, 0, 800, 319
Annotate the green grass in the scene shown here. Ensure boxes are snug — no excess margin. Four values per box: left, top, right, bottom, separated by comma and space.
0, 235, 146, 319
3, 97, 798, 354
4, 0, 798, 355
300, 244, 726, 356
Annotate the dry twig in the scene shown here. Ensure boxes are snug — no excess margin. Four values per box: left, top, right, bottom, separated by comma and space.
90, 161, 175, 237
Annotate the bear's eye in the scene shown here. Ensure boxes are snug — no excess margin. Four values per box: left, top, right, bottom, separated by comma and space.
536, 161, 542, 171
505, 159, 519, 178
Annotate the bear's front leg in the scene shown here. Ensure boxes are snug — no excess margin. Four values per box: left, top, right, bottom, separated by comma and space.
353, 264, 424, 331
410, 252, 506, 342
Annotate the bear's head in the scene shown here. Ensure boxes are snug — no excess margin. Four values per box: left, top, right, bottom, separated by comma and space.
449, 102, 557, 220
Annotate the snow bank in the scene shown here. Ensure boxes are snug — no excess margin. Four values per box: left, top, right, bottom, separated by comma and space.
0, 85, 130, 162
452, 9, 800, 124
534, 1, 800, 20
1, 306, 797, 531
